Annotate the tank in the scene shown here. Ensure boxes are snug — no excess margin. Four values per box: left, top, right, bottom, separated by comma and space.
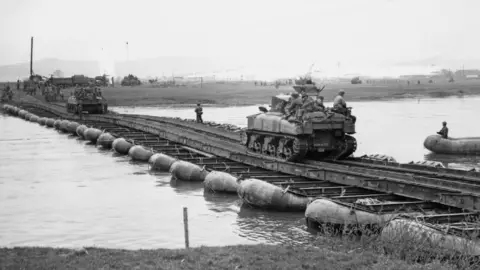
66, 86, 108, 114
241, 81, 357, 162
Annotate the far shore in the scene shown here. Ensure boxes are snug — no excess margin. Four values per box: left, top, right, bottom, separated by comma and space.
100, 81, 477, 107
3, 80, 479, 108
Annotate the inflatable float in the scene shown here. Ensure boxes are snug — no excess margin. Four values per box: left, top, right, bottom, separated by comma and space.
304, 198, 430, 233
169, 160, 208, 181
97, 133, 116, 149
29, 115, 40, 123
18, 110, 27, 118
59, 120, 70, 133
237, 178, 310, 211
45, 118, 55, 128
381, 218, 480, 256
424, 134, 480, 155
53, 119, 61, 130
204, 171, 239, 193
38, 117, 47, 126
128, 145, 154, 161
149, 153, 176, 171
83, 128, 102, 143
112, 138, 133, 155
67, 122, 80, 135
76, 125, 88, 138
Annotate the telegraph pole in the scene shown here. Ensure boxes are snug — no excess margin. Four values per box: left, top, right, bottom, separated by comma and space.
126, 41, 129, 62
30, 37, 34, 77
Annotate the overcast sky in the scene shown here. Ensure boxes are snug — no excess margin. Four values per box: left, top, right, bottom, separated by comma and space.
1, 0, 479, 74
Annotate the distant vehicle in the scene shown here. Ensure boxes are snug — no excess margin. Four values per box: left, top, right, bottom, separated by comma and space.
121, 74, 141, 86
47, 75, 94, 88
351, 77, 362, 84
94, 74, 109, 87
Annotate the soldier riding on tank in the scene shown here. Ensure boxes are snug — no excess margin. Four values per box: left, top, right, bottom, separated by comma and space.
332, 89, 356, 124
242, 78, 357, 161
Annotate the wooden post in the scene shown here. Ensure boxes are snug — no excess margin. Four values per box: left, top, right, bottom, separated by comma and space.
183, 207, 189, 249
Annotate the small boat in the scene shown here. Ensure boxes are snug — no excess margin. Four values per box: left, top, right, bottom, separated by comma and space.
424, 134, 480, 155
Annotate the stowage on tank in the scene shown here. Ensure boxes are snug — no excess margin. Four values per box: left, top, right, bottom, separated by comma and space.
241, 78, 357, 161
66, 85, 108, 114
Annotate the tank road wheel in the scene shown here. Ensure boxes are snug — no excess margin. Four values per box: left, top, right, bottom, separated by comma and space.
253, 136, 264, 153
262, 137, 279, 157
240, 131, 249, 146
247, 134, 264, 153
331, 135, 358, 160
247, 134, 258, 150
267, 142, 278, 157
284, 144, 294, 160
277, 138, 308, 162
261, 136, 273, 155
277, 138, 291, 160
292, 138, 308, 160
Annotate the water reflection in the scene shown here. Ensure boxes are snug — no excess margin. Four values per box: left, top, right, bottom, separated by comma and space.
235, 205, 314, 246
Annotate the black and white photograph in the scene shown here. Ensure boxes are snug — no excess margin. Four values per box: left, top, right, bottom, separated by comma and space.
1, 0, 480, 269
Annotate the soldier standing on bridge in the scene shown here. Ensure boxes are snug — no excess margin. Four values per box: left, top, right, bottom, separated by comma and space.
437, 121, 449, 139
195, 103, 203, 123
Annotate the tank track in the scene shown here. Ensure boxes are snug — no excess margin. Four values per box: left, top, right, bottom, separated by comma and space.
242, 131, 309, 162
329, 135, 357, 160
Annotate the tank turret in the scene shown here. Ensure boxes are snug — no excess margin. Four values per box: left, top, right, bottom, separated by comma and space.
241, 81, 357, 162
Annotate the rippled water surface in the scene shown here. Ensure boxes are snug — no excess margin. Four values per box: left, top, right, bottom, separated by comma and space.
0, 115, 314, 249
114, 96, 480, 168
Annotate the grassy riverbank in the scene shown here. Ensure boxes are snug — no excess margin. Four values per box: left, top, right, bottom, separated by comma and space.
0, 243, 467, 270
98, 81, 480, 107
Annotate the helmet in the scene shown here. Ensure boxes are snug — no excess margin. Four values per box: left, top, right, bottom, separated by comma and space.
442, 121, 447, 125
291, 92, 299, 98
339, 89, 345, 95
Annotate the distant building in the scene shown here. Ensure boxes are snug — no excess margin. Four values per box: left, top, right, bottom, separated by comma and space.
454, 69, 480, 77
53, 69, 64, 78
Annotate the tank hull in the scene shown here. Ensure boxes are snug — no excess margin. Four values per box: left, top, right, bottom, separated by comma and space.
243, 111, 357, 161
66, 96, 108, 115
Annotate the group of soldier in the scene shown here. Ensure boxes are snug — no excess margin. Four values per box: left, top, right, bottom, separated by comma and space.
1, 83, 14, 101
279, 88, 356, 123
73, 84, 103, 100
42, 83, 64, 101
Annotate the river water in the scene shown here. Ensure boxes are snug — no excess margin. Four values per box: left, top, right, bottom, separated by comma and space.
114, 96, 480, 169
1, 96, 479, 250
0, 114, 314, 249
